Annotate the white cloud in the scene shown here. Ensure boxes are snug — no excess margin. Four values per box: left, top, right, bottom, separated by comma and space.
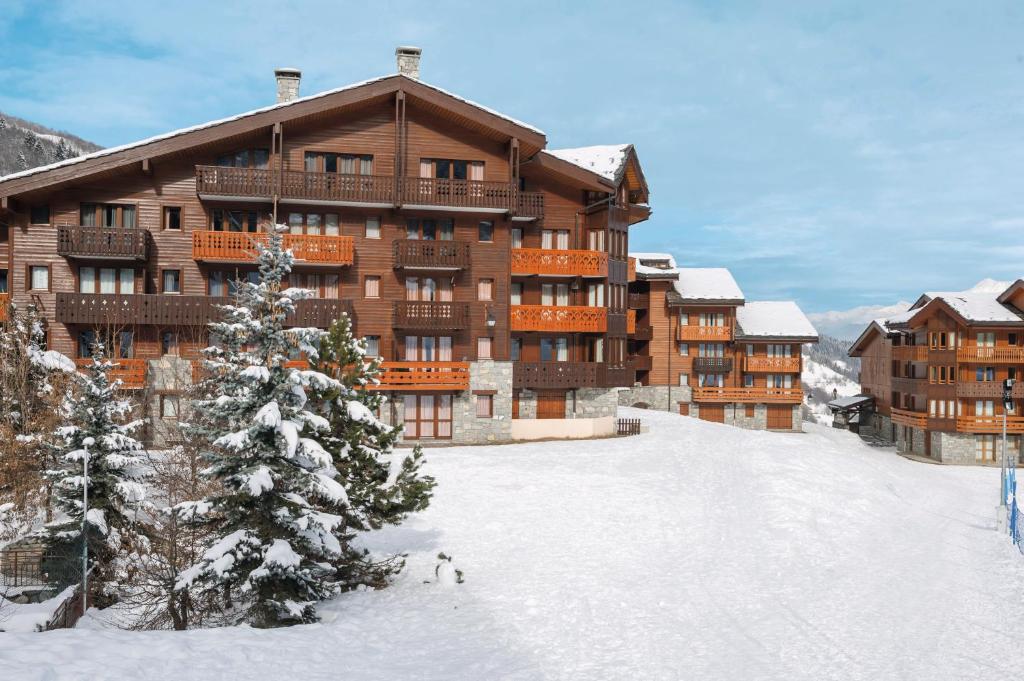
808, 302, 913, 341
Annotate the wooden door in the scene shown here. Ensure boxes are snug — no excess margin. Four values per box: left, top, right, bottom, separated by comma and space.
536, 390, 566, 419
699, 404, 725, 423
512, 390, 520, 419
678, 402, 690, 416
767, 405, 792, 430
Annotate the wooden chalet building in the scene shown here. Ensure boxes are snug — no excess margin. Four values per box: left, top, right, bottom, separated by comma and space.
849, 280, 1024, 464
619, 253, 818, 431
0, 47, 651, 445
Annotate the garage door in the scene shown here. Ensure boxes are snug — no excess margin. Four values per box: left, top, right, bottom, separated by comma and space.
699, 405, 725, 423
536, 390, 567, 420
767, 405, 793, 430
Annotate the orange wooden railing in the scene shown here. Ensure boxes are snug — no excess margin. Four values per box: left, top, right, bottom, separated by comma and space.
744, 356, 801, 373
677, 325, 732, 342
691, 386, 803, 404
956, 415, 1024, 434
957, 346, 1024, 363
366, 361, 470, 391
892, 345, 929, 362
510, 248, 608, 277
626, 309, 636, 335
192, 230, 354, 265
0, 293, 8, 322
74, 357, 147, 389
627, 256, 636, 282
891, 407, 928, 429
510, 305, 608, 333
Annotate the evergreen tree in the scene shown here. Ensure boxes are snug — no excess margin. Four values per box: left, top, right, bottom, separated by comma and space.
44, 348, 147, 599
53, 139, 73, 162
178, 229, 350, 627
308, 316, 435, 586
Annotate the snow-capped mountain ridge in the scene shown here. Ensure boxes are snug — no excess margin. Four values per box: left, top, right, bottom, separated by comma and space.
0, 111, 101, 177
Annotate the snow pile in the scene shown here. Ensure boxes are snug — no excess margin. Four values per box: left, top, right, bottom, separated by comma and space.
735, 301, 818, 339
674, 267, 745, 302
546, 144, 631, 182
6, 410, 1024, 679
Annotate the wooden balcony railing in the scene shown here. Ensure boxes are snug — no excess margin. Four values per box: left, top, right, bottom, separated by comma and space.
891, 407, 928, 429
957, 346, 1024, 363
196, 165, 276, 198
626, 309, 636, 335
280, 169, 394, 205
74, 358, 147, 390
628, 354, 653, 371
192, 230, 354, 265
0, 293, 8, 322
510, 248, 608, 277
692, 386, 804, 404
510, 305, 607, 333
628, 292, 649, 309
56, 293, 222, 327
516, 191, 544, 219
744, 356, 801, 373
288, 299, 354, 328
891, 376, 927, 394
956, 381, 1024, 399
366, 361, 470, 392
401, 177, 514, 212
892, 345, 929, 362
601, 364, 636, 388
956, 415, 1024, 434
392, 239, 471, 269
692, 357, 733, 373
627, 256, 637, 282
57, 226, 149, 260
513, 361, 599, 389
392, 301, 469, 330
633, 325, 653, 341
677, 325, 732, 342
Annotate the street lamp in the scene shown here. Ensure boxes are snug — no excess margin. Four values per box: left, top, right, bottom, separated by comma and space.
1001, 379, 1015, 508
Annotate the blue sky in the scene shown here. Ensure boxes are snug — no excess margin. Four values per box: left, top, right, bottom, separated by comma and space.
2, 1, 1022, 336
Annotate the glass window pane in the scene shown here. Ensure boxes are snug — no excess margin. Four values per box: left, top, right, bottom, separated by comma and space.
406, 219, 419, 240
365, 217, 380, 239
122, 205, 136, 229
453, 160, 467, 180
306, 213, 321, 235
31, 266, 48, 290
439, 219, 454, 241
254, 149, 269, 169
435, 159, 450, 179
289, 213, 303, 234
120, 268, 134, 294
325, 214, 340, 236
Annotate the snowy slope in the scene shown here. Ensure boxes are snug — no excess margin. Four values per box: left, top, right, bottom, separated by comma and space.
6, 410, 1024, 680
0, 112, 101, 176
803, 334, 861, 423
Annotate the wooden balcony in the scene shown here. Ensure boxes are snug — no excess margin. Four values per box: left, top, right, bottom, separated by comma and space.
516, 191, 544, 220
510, 305, 607, 333
513, 361, 600, 389
891, 407, 928, 429
633, 325, 653, 341
744, 356, 801, 373
956, 415, 1024, 434
0, 293, 8, 322
891, 376, 927, 394
280, 169, 394, 206
400, 177, 514, 213
601, 365, 635, 388
628, 354, 653, 371
892, 345, 929, 362
57, 226, 149, 261
195, 165, 276, 200
56, 293, 222, 327
628, 256, 637, 282
956, 381, 1024, 399
677, 325, 732, 342
692, 386, 803, 404
74, 358, 147, 390
692, 357, 733, 373
392, 301, 469, 330
366, 361, 470, 392
628, 292, 649, 309
392, 239, 471, 270
957, 346, 1024, 363
192, 230, 354, 266
626, 309, 636, 335
289, 299, 354, 328
511, 248, 608, 277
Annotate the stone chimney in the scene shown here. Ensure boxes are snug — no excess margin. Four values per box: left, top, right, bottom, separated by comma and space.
395, 46, 422, 79
274, 68, 301, 103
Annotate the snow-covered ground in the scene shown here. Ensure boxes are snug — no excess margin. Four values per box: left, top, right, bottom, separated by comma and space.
5, 409, 1024, 680
802, 354, 861, 423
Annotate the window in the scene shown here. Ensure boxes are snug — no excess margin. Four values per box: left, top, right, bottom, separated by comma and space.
402, 336, 452, 362
746, 344, 754, 356
542, 283, 569, 306
287, 212, 338, 236
211, 209, 260, 233
476, 394, 493, 418
402, 394, 452, 440
161, 331, 179, 356
678, 373, 689, 386
79, 267, 134, 294
743, 374, 754, 387
478, 278, 493, 301
698, 373, 724, 388
216, 149, 269, 168
29, 265, 49, 291
160, 395, 181, 419
364, 336, 380, 358
698, 343, 725, 358
0, 268, 7, 293
478, 220, 493, 242
678, 343, 689, 356
977, 366, 995, 382
511, 228, 523, 249
164, 207, 182, 230
81, 203, 136, 228
365, 217, 381, 239
541, 229, 570, 250
477, 336, 492, 360
510, 282, 523, 306
511, 337, 521, 361
364, 276, 380, 298
162, 270, 181, 294
699, 312, 726, 327
30, 205, 50, 224
422, 158, 480, 180
587, 282, 605, 307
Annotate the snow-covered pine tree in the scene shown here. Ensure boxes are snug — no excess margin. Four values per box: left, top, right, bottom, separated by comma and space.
44, 347, 147, 600
308, 315, 435, 586
178, 228, 349, 627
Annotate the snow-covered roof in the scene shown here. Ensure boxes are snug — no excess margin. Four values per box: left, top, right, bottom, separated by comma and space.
923, 291, 1023, 323
735, 301, 818, 340
630, 252, 679, 278
671, 268, 745, 303
546, 144, 631, 183
0, 74, 544, 186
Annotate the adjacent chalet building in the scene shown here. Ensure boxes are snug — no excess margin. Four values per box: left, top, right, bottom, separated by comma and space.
0, 48, 651, 445
849, 279, 1024, 464
619, 253, 818, 431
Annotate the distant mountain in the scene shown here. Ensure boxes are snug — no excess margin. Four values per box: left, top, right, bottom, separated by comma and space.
802, 334, 861, 424
0, 112, 102, 177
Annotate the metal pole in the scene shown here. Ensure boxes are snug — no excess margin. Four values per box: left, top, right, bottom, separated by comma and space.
82, 437, 92, 617
1002, 410, 1008, 507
